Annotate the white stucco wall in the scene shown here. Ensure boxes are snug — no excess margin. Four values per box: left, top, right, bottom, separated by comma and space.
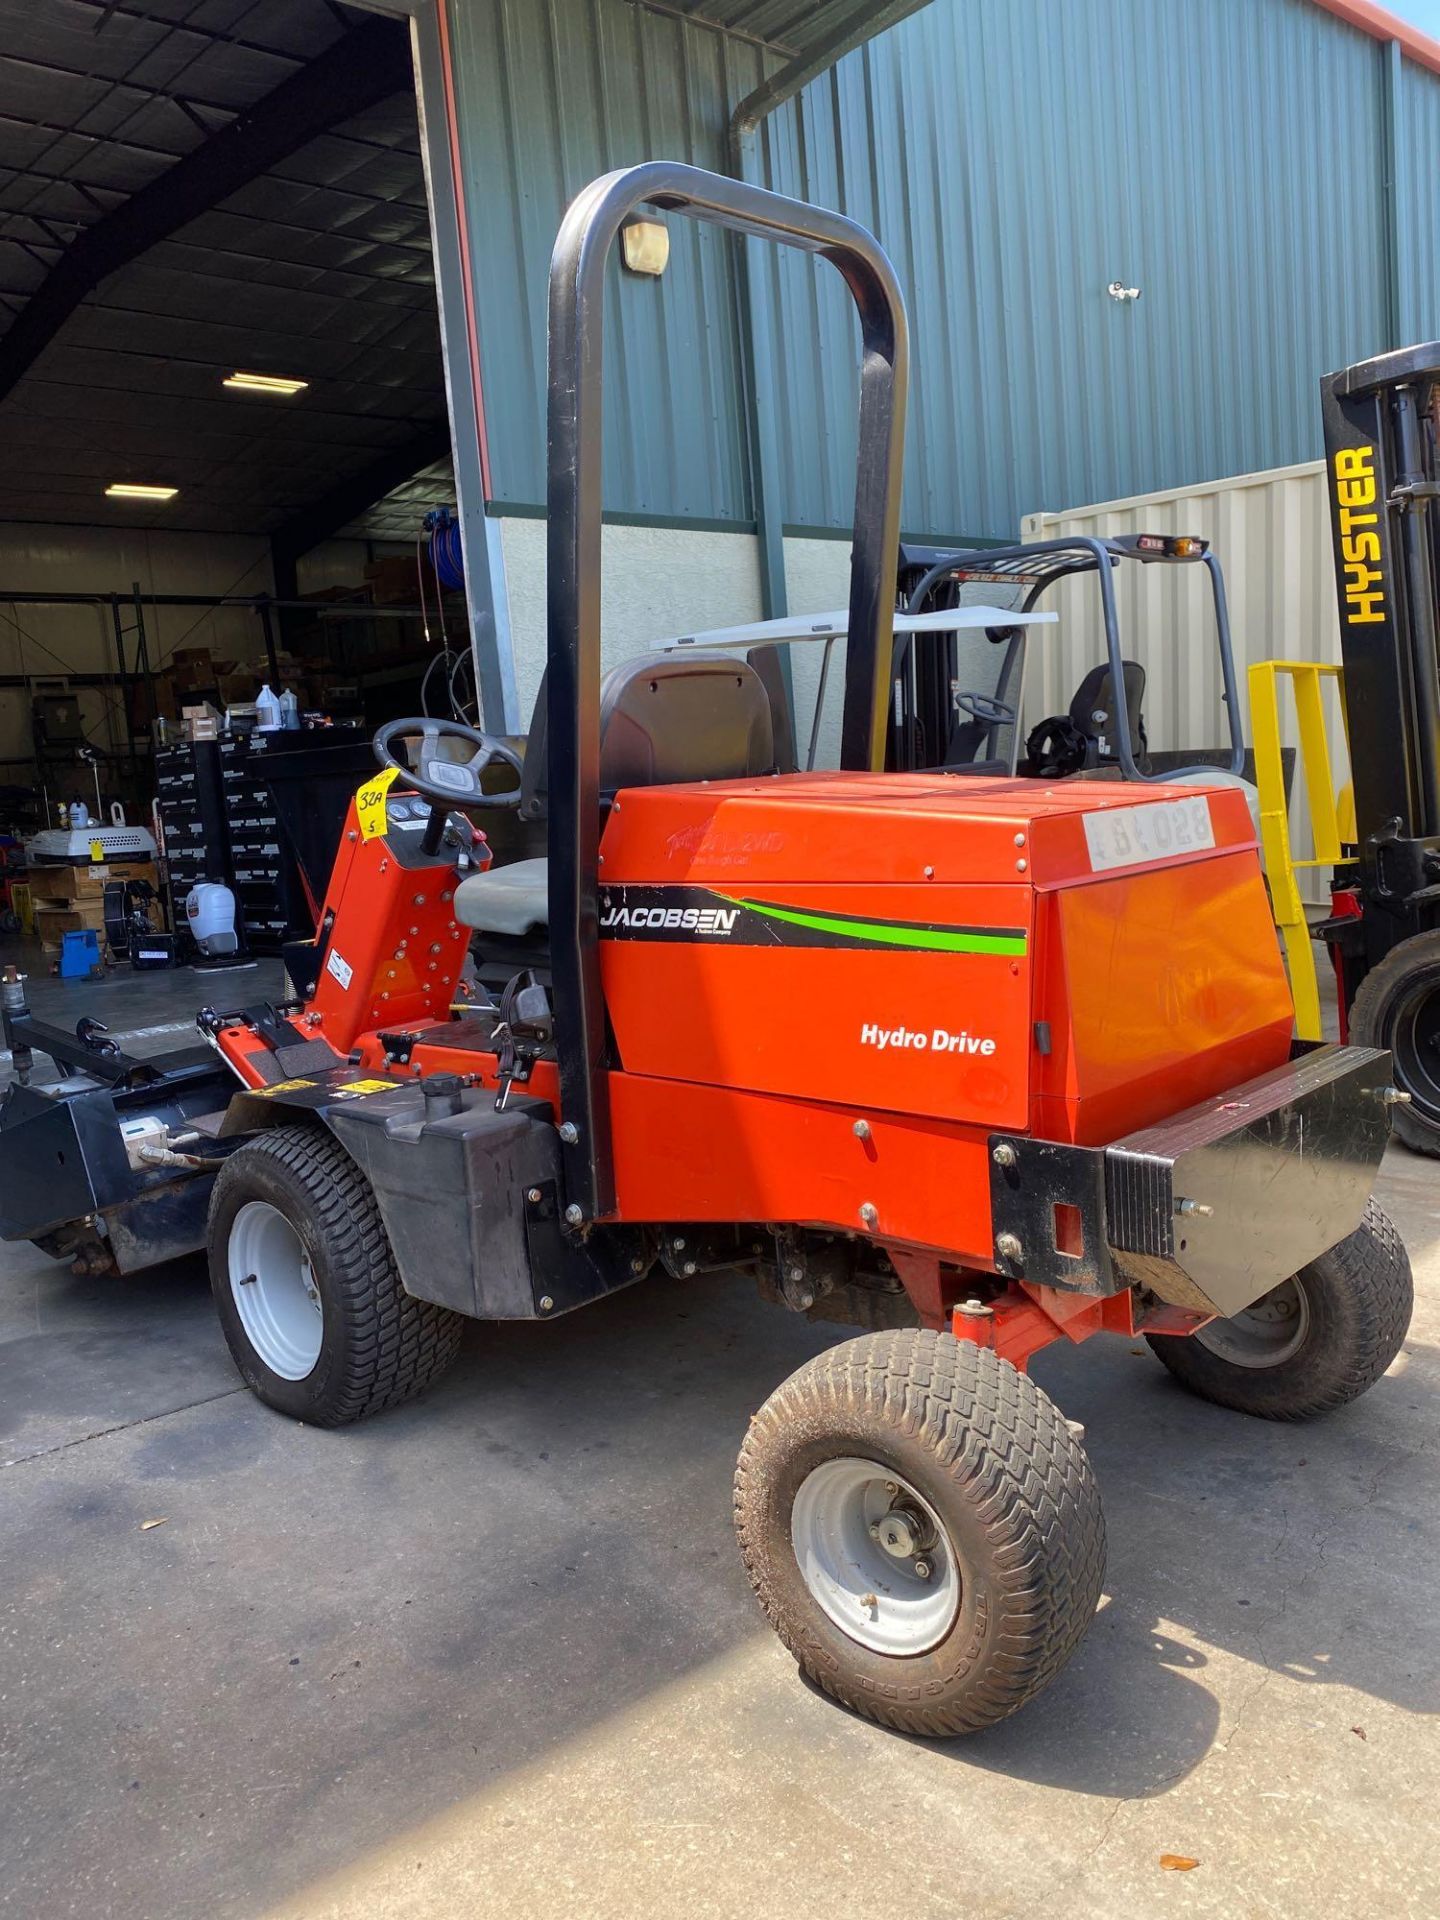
498, 518, 764, 724
783, 535, 853, 768
496, 516, 857, 764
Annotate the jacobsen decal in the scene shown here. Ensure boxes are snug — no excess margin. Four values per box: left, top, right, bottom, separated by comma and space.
597, 885, 1026, 956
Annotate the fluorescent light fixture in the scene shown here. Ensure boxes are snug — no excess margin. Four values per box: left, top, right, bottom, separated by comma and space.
105, 483, 178, 501
223, 370, 309, 396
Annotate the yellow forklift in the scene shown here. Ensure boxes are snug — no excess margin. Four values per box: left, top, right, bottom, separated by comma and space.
1256, 343, 1440, 1153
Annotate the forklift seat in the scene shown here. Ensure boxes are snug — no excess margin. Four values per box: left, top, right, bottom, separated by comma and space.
1025, 659, 1148, 778
456, 651, 776, 935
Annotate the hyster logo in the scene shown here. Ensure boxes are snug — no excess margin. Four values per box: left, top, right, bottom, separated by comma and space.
861, 1021, 997, 1057
1333, 446, 1386, 625
600, 903, 739, 935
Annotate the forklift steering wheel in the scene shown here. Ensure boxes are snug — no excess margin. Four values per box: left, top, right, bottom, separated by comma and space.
372, 717, 524, 810
953, 691, 1015, 727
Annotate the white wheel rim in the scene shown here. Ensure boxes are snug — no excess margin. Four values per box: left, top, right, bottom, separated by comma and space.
227, 1199, 323, 1380
1195, 1275, 1310, 1369
790, 1457, 962, 1657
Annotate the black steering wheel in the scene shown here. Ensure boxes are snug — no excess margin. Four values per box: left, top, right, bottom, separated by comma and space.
953, 690, 1016, 727
373, 717, 524, 810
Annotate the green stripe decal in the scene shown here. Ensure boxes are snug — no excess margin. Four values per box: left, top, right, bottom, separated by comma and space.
729, 898, 1028, 956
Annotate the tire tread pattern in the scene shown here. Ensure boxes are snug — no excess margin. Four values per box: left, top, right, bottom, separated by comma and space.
734, 1329, 1106, 1736
1146, 1196, 1412, 1420
1350, 934, 1440, 1156
211, 1125, 463, 1426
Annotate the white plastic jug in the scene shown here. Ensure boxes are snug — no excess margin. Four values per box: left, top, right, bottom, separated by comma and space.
255, 683, 282, 732
279, 687, 300, 729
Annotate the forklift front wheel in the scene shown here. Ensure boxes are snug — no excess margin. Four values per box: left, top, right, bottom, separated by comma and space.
1145, 1196, 1411, 1420
207, 1125, 465, 1427
1349, 929, 1440, 1156
734, 1329, 1105, 1736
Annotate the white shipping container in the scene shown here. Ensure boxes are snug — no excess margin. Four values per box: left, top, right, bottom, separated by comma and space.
1022, 461, 1348, 903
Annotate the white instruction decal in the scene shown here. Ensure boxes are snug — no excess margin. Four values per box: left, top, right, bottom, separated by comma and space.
325, 948, 354, 991
1082, 795, 1215, 873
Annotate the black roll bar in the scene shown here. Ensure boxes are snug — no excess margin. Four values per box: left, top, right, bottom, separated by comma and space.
544, 161, 909, 1219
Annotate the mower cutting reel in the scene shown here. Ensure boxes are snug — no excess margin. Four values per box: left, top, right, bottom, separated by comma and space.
0, 164, 1413, 1739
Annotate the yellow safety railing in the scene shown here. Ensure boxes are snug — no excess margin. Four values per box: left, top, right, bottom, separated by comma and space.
1247, 660, 1349, 1041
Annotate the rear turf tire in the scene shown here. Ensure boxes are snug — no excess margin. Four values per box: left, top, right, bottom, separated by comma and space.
208, 1124, 464, 1426
734, 1329, 1106, 1736
1146, 1197, 1411, 1420
1349, 930, 1440, 1156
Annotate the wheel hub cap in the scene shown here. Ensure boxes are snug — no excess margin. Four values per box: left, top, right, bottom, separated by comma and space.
790, 1458, 961, 1657
228, 1199, 324, 1381
873, 1506, 931, 1559
1195, 1274, 1310, 1369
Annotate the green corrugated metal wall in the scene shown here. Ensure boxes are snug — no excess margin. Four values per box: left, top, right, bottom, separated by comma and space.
442, 0, 1440, 538
444, 0, 771, 524
1397, 48, 1440, 343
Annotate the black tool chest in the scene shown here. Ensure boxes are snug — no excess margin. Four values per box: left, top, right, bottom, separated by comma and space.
220, 732, 302, 952
155, 732, 302, 956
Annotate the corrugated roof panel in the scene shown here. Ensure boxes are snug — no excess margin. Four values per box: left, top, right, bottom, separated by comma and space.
0, 2, 452, 535
759, 0, 1405, 539
638, 0, 920, 55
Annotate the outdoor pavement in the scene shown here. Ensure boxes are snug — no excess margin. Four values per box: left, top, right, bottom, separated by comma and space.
1, 954, 1437, 1920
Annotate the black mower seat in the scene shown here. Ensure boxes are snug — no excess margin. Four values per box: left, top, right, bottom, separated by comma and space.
519, 649, 775, 821
457, 652, 775, 938
454, 856, 549, 935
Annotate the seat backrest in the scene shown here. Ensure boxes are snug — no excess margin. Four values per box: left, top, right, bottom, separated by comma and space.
520, 651, 776, 821
1068, 658, 1146, 756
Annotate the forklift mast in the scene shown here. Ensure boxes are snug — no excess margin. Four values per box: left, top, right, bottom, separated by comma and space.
1321, 342, 1440, 977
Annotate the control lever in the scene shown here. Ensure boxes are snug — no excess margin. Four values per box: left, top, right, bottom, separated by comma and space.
492, 971, 554, 1112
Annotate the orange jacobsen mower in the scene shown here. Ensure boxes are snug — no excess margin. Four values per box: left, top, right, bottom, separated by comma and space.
0, 166, 1413, 1733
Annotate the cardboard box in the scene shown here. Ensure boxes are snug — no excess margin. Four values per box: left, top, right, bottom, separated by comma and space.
169, 647, 214, 679
217, 670, 259, 706
26, 860, 157, 904
35, 900, 107, 950
182, 702, 222, 741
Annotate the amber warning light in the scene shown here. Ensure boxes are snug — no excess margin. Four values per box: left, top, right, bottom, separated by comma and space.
1136, 533, 1207, 558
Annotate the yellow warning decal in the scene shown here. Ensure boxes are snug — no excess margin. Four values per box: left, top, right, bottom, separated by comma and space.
334, 1078, 398, 1094
255, 1077, 316, 1096
355, 765, 400, 841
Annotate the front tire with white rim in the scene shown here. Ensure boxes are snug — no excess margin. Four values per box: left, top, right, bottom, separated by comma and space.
1145, 1196, 1411, 1421
734, 1328, 1106, 1736
207, 1125, 464, 1426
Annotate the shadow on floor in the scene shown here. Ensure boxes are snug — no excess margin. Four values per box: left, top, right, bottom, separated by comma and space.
2, 1156, 1437, 1917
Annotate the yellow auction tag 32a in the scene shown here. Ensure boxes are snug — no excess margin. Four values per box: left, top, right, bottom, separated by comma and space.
355, 766, 399, 841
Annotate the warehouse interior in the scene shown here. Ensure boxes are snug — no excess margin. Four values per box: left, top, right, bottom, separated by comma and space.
0, 0, 466, 970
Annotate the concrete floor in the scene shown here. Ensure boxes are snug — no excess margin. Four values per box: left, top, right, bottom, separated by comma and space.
1, 957, 1438, 1920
